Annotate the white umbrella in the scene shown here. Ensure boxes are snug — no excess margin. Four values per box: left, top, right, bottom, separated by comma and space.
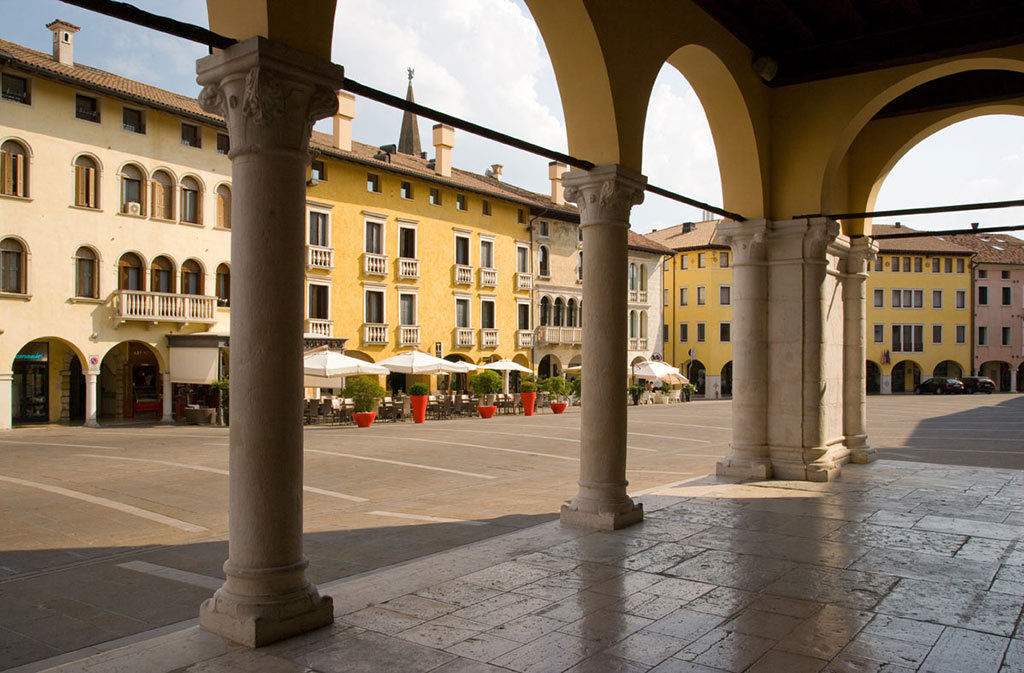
482, 359, 533, 393
304, 350, 388, 377
377, 350, 466, 374
631, 360, 688, 384
446, 360, 478, 373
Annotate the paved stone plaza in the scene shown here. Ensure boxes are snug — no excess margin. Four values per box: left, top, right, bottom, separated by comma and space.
1, 394, 1023, 672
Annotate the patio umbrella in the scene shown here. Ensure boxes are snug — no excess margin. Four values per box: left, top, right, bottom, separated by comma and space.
630, 360, 689, 384
376, 350, 466, 374
303, 350, 388, 377
483, 358, 534, 393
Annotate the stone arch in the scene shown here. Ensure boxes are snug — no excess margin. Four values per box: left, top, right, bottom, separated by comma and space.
685, 359, 706, 395
866, 360, 881, 394
512, 353, 531, 368
721, 361, 732, 396
891, 359, 922, 393
98, 341, 164, 421
343, 350, 374, 362
979, 360, 1012, 391
539, 295, 552, 326
538, 353, 562, 379
933, 360, 964, 379
206, 1, 339, 61
11, 337, 87, 425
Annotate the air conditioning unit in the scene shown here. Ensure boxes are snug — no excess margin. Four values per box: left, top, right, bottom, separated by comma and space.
127, 202, 142, 216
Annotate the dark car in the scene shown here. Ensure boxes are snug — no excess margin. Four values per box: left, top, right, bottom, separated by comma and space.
915, 378, 964, 394
960, 376, 996, 394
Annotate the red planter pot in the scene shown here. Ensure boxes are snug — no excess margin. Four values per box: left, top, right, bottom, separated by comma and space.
550, 401, 568, 414
410, 395, 428, 423
353, 412, 376, 428
520, 392, 537, 416
477, 405, 497, 419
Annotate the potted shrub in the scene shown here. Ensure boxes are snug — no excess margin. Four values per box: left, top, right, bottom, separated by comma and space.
211, 377, 229, 425
469, 370, 502, 418
343, 376, 385, 428
628, 384, 645, 406
682, 382, 697, 402
408, 382, 429, 423
570, 376, 582, 405
519, 380, 538, 416
541, 376, 571, 414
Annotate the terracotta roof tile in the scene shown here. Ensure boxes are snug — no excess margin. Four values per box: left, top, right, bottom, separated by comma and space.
644, 220, 725, 250
944, 232, 1024, 264
871, 225, 976, 254
627, 231, 673, 255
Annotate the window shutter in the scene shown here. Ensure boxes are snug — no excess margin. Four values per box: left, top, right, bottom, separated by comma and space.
85, 167, 96, 207
0, 151, 11, 195
75, 165, 86, 206
151, 180, 161, 217
216, 192, 224, 227
14, 154, 24, 196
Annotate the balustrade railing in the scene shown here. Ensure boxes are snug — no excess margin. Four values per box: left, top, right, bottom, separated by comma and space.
454, 264, 473, 285
363, 323, 388, 345
399, 325, 420, 346
481, 328, 499, 348
363, 253, 388, 276
114, 290, 217, 324
454, 327, 475, 347
305, 318, 333, 337
306, 245, 334, 270
479, 268, 497, 287
398, 258, 419, 279
516, 273, 532, 291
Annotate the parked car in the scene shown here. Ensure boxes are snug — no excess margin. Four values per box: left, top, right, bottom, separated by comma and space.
915, 378, 964, 394
960, 376, 996, 394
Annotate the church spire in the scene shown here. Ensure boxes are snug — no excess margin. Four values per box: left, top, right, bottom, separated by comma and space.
398, 68, 422, 156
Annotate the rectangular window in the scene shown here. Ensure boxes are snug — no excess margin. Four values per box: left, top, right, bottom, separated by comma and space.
932, 324, 942, 344
873, 288, 884, 308
892, 256, 899, 272
516, 246, 529, 273
399, 227, 416, 258
75, 256, 96, 298
455, 297, 470, 328
517, 208, 524, 224
903, 257, 911, 272
663, 324, 669, 343
891, 324, 924, 352
956, 324, 967, 344
482, 199, 491, 216
1002, 326, 1012, 346
1002, 286, 1012, 306
874, 256, 883, 272
891, 324, 901, 352
429, 188, 441, 206
517, 302, 530, 330
696, 322, 706, 342
913, 289, 923, 308
914, 257, 922, 273
122, 107, 144, 133
979, 269, 988, 279
455, 235, 470, 265
308, 211, 329, 247
181, 187, 200, 223
1, 73, 29, 104
720, 251, 730, 268
679, 287, 688, 306
364, 220, 383, 254
697, 253, 706, 268
956, 290, 966, 309
480, 299, 496, 329
216, 133, 229, 155
400, 181, 413, 199
679, 323, 688, 342
680, 255, 688, 270
957, 258, 965, 273
873, 324, 884, 343
310, 160, 326, 182
892, 289, 901, 308
696, 286, 706, 305
180, 123, 201, 147
945, 257, 952, 273
931, 258, 940, 273
456, 194, 467, 211
480, 239, 494, 268
978, 326, 988, 346
719, 285, 731, 306
367, 173, 380, 192
364, 289, 384, 324
75, 94, 99, 122
308, 284, 329, 320
1002, 270, 1011, 280
979, 286, 989, 305
537, 219, 548, 236
720, 322, 731, 343
663, 289, 669, 306
399, 293, 416, 326
932, 289, 942, 309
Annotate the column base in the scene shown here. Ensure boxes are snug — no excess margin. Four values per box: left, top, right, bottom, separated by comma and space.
716, 453, 772, 480
848, 435, 877, 464
560, 502, 643, 530
84, 419, 100, 429
199, 586, 334, 648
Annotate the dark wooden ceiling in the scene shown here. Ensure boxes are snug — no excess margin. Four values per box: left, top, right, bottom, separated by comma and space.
691, 0, 1024, 87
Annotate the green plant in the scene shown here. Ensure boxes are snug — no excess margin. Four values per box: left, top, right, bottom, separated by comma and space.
343, 376, 386, 413
437, 376, 449, 392
211, 377, 229, 408
660, 381, 672, 393
520, 372, 537, 385
682, 383, 697, 395
570, 377, 582, 397
519, 380, 537, 393
628, 384, 645, 405
540, 376, 571, 400
409, 383, 429, 396
469, 370, 502, 397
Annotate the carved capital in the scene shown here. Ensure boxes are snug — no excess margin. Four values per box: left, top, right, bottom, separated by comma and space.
803, 218, 841, 260
845, 236, 877, 275
717, 219, 768, 265
562, 165, 647, 226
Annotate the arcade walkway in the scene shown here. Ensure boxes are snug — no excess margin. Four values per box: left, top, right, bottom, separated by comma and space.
31, 458, 1024, 673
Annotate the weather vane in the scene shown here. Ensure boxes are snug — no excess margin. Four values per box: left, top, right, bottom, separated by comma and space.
407, 67, 415, 83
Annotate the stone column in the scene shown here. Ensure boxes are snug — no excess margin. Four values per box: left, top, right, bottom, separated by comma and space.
161, 371, 174, 424
843, 237, 876, 463
0, 372, 12, 430
85, 371, 99, 428
1011, 368, 1018, 393
561, 165, 646, 530
716, 220, 771, 479
880, 374, 892, 394
196, 37, 341, 647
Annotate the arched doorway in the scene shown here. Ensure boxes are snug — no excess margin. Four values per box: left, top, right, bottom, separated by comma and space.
686, 359, 706, 396
979, 361, 1012, 391
538, 354, 561, 379
720, 361, 732, 396
1018, 362, 1024, 392
891, 360, 921, 393
11, 338, 85, 425
866, 361, 881, 394
933, 360, 964, 379
444, 354, 472, 392
99, 342, 162, 421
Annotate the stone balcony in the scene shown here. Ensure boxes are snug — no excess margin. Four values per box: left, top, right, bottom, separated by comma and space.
479, 267, 497, 288
113, 290, 217, 325
399, 325, 420, 347
516, 272, 533, 291
537, 326, 582, 345
398, 257, 419, 279
629, 337, 649, 351
454, 264, 474, 285
306, 245, 334, 271
480, 328, 499, 348
363, 323, 388, 345
363, 253, 388, 276
304, 318, 333, 337
629, 289, 648, 304
454, 327, 475, 347
517, 329, 534, 348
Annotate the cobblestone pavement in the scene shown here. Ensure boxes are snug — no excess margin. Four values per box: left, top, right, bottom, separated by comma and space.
2, 394, 1023, 671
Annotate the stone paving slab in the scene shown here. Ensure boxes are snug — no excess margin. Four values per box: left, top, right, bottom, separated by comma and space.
28, 458, 1024, 673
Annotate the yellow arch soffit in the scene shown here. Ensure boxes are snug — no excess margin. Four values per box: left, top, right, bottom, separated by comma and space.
206, 0, 337, 61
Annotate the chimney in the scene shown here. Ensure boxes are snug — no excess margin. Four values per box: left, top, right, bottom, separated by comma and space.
486, 164, 503, 182
433, 123, 454, 177
332, 91, 355, 152
549, 161, 567, 206
46, 20, 80, 66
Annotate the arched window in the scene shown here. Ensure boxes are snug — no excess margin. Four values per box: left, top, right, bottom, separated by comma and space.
554, 298, 565, 326
567, 298, 577, 327
120, 164, 146, 215
216, 263, 230, 306
73, 155, 99, 208
629, 263, 637, 291
216, 184, 231, 229
1, 140, 29, 197
640, 311, 648, 338
639, 264, 647, 291
576, 252, 583, 282
150, 256, 174, 293
180, 176, 202, 224
540, 296, 551, 326
629, 311, 639, 339
118, 253, 144, 291
1, 238, 27, 294
539, 245, 550, 277
181, 259, 203, 295
74, 246, 99, 298
151, 170, 174, 219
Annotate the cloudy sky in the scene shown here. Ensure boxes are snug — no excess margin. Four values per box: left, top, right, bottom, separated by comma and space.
4, 0, 1021, 233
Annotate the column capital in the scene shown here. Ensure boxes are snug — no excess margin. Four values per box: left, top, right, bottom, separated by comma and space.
197, 37, 344, 159
717, 219, 769, 265
845, 235, 878, 276
562, 165, 646, 226
803, 218, 841, 260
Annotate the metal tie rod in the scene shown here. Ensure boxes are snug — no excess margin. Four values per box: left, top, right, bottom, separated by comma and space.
800, 197, 1024, 221
59, 0, 747, 222
870, 223, 1024, 239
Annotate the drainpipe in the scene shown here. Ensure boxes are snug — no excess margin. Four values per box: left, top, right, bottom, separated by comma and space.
970, 255, 977, 375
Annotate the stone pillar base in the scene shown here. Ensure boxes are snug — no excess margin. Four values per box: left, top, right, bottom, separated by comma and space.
560, 502, 643, 531
84, 419, 100, 429
848, 436, 877, 464
199, 588, 333, 647
770, 447, 847, 482
716, 456, 772, 480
